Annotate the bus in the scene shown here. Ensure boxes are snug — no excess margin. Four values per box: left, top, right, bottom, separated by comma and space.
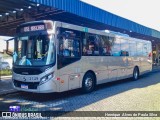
11, 20, 152, 93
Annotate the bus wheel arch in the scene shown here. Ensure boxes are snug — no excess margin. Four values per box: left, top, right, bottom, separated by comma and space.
82, 70, 97, 93
133, 66, 140, 80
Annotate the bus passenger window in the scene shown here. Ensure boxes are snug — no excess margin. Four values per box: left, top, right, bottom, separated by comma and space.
83, 46, 88, 55
59, 35, 81, 57
112, 38, 121, 56
83, 34, 100, 56
88, 44, 94, 55
99, 35, 113, 56
120, 39, 129, 56
72, 39, 80, 57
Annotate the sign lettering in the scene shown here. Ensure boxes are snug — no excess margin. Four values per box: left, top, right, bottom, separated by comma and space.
21, 25, 45, 32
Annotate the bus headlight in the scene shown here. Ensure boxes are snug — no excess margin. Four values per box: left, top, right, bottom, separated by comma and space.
40, 72, 54, 85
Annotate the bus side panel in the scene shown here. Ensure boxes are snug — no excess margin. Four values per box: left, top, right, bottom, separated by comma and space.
126, 57, 134, 78
58, 60, 82, 92
116, 57, 129, 80
81, 56, 109, 85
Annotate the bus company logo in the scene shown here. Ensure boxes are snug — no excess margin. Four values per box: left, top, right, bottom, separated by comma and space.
23, 77, 27, 81
9, 106, 21, 112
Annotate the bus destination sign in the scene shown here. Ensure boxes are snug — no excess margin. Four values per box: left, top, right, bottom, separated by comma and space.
21, 25, 45, 33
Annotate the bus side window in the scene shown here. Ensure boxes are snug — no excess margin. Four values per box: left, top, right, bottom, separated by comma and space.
120, 39, 129, 56
83, 33, 100, 56
99, 35, 112, 56
57, 28, 81, 69
111, 38, 121, 56
129, 40, 136, 56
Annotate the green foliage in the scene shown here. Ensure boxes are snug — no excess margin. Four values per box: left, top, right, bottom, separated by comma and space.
2, 53, 12, 59
0, 69, 12, 76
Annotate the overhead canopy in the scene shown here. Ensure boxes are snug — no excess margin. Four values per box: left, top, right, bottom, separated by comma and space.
0, 0, 160, 42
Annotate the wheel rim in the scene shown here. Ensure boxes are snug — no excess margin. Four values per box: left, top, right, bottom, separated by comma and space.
85, 77, 93, 90
134, 69, 138, 79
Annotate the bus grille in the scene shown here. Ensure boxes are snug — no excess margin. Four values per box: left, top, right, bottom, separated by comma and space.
13, 68, 42, 75
13, 80, 39, 89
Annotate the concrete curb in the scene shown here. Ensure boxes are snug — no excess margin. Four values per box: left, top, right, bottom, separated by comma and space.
0, 89, 18, 96
0, 76, 18, 96
152, 67, 160, 72
0, 75, 12, 78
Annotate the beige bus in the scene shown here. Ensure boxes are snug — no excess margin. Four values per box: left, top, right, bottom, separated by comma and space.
11, 20, 152, 93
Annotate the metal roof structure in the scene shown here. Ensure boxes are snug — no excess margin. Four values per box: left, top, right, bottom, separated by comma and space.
0, 0, 160, 42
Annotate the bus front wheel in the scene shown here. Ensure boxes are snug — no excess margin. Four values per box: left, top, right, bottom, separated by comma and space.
133, 67, 139, 80
82, 72, 95, 93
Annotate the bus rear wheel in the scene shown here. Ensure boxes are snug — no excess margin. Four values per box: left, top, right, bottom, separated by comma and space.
133, 67, 139, 80
82, 72, 95, 93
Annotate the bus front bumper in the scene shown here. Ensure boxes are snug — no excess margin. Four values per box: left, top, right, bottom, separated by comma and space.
12, 79, 58, 93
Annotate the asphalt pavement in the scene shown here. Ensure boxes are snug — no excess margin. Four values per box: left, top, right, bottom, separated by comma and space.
0, 76, 17, 95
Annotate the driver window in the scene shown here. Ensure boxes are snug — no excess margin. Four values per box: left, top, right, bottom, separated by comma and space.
57, 28, 81, 69
27, 40, 32, 58
59, 29, 80, 58
37, 39, 43, 58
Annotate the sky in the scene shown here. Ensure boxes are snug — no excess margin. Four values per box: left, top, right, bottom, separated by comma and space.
81, 0, 160, 31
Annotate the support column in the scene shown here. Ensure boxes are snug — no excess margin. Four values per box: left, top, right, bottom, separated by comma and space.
0, 54, 2, 81
158, 44, 160, 66
156, 43, 160, 66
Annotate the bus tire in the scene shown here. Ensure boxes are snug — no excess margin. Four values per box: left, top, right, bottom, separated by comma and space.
82, 72, 95, 93
133, 67, 139, 80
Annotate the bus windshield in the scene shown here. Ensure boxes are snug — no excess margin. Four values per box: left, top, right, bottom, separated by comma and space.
13, 34, 55, 66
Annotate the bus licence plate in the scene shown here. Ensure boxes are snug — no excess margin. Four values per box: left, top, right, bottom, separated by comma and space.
21, 84, 28, 89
